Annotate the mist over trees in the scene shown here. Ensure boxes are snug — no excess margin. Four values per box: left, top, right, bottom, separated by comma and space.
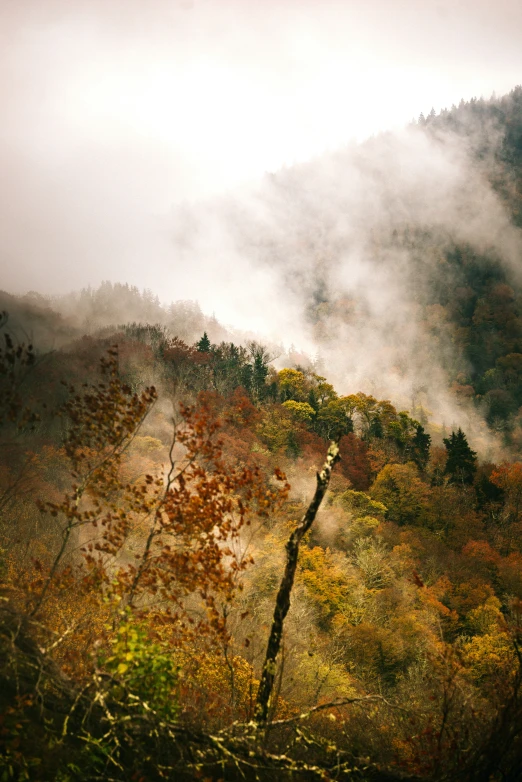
4, 89, 522, 780
167, 86, 522, 455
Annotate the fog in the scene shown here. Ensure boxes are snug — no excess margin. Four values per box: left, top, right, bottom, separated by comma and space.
163, 119, 522, 456
2, 0, 522, 295
2, 1, 522, 452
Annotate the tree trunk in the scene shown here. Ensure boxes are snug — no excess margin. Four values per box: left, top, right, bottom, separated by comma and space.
255, 440, 340, 724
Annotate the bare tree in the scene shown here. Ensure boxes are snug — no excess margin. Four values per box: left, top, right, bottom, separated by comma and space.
255, 440, 340, 724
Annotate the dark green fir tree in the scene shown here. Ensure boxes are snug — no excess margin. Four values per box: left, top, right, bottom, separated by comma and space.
411, 424, 431, 471
196, 332, 211, 353
443, 428, 477, 485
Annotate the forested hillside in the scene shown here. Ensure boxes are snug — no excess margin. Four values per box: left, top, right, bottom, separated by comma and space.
3, 89, 522, 781
170, 86, 522, 453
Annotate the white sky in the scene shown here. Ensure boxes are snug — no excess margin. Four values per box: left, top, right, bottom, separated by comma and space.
1, 0, 522, 303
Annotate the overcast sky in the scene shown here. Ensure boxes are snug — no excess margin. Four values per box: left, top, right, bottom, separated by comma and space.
1, 0, 522, 303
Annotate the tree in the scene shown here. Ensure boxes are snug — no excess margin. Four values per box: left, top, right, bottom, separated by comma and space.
28, 349, 289, 648
338, 433, 372, 490
210, 341, 250, 396
443, 428, 477, 485
29, 346, 158, 617
196, 331, 211, 353
277, 368, 307, 402
255, 440, 340, 723
315, 398, 355, 439
311, 374, 338, 406
490, 462, 522, 523
0, 312, 40, 522
0, 311, 37, 429
490, 462, 522, 551
163, 336, 209, 394
410, 424, 431, 470
249, 342, 271, 402
371, 463, 430, 526
282, 400, 315, 423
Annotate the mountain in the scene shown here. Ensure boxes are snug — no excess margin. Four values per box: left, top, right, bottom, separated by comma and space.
4, 88, 522, 781
169, 86, 522, 451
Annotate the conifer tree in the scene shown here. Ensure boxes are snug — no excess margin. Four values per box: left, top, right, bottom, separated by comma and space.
248, 342, 270, 402
411, 424, 431, 470
443, 427, 477, 485
196, 331, 211, 352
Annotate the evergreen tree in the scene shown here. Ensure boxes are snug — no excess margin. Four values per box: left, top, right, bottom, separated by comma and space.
443, 428, 477, 485
240, 362, 253, 393
196, 332, 211, 353
411, 424, 431, 470
252, 352, 269, 401
210, 342, 249, 395
248, 343, 271, 402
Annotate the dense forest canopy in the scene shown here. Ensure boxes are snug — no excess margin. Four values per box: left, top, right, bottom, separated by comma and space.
3, 88, 522, 780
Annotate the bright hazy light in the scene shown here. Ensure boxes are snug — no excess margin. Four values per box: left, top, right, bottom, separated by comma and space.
6, 1, 521, 202
52, 33, 516, 201
1, 0, 522, 317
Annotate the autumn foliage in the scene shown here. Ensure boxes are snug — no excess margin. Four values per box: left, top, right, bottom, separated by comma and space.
2, 319, 522, 781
